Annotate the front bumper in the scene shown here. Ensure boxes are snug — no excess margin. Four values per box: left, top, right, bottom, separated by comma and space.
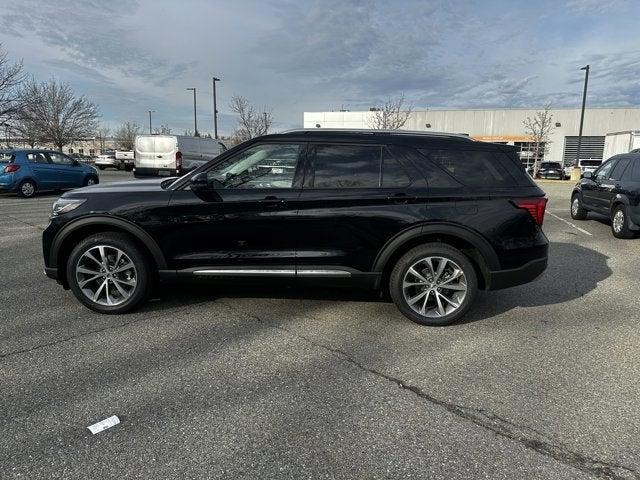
486, 256, 548, 290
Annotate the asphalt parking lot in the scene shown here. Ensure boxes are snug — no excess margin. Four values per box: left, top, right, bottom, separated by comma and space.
2, 172, 639, 479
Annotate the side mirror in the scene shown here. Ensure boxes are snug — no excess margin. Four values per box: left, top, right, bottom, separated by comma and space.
582, 171, 592, 179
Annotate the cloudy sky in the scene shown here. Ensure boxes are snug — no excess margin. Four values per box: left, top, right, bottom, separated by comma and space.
0, 0, 638, 135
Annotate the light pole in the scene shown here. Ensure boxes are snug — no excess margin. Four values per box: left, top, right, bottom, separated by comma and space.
186, 87, 198, 136
575, 65, 590, 166
147, 110, 155, 134
212, 77, 220, 139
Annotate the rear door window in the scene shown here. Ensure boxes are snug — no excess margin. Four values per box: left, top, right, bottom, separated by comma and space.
309, 144, 381, 188
419, 149, 515, 187
609, 157, 631, 181
381, 148, 411, 188
26, 152, 50, 164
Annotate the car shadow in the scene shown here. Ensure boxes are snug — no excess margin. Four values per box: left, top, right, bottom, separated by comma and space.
142, 241, 609, 325
463, 241, 611, 323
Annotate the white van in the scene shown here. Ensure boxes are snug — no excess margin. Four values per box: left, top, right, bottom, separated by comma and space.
133, 135, 226, 177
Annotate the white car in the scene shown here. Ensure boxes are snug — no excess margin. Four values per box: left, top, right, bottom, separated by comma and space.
94, 151, 120, 170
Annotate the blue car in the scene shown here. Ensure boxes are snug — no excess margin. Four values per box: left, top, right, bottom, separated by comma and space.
0, 149, 99, 198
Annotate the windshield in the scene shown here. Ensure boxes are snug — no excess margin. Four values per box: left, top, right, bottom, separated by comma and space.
541, 162, 561, 168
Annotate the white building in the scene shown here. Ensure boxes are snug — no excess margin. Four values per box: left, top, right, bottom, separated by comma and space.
303, 107, 640, 167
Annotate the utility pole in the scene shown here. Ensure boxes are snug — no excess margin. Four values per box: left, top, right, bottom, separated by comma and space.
212, 77, 220, 139
186, 87, 198, 136
147, 110, 155, 134
575, 65, 590, 166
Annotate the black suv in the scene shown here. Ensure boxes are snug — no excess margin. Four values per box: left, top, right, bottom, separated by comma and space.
43, 130, 548, 325
571, 152, 640, 238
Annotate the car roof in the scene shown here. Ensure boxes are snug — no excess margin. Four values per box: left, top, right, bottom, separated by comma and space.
255, 129, 481, 148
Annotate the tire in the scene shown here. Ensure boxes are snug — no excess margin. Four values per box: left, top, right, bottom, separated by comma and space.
66, 232, 152, 314
611, 204, 635, 239
389, 243, 478, 326
17, 179, 36, 198
570, 193, 588, 220
97, 165, 105, 170
125, 165, 133, 172
84, 176, 98, 187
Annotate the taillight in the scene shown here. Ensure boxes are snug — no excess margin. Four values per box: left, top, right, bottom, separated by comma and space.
4, 164, 20, 173
513, 197, 547, 226
175, 151, 182, 174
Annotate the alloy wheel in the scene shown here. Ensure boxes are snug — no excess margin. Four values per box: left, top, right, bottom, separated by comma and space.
613, 210, 625, 233
87, 178, 97, 186
75, 245, 137, 306
21, 182, 35, 197
571, 198, 580, 216
402, 256, 467, 318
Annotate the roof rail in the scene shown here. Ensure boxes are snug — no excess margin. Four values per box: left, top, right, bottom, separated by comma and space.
279, 128, 474, 141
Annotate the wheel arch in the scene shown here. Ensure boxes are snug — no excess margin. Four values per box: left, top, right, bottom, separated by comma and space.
51, 216, 167, 286
373, 223, 500, 292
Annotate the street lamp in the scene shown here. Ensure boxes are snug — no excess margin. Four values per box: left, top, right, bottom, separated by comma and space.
186, 87, 198, 136
212, 77, 220, 139
147, 110, 155, 134
575, 65, 590, 166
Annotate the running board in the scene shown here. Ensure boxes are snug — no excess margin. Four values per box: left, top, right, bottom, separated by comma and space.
192, 268, 351, 277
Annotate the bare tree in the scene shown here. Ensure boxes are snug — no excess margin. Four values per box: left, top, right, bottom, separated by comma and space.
114, 122, 141, 150
20, 78, 99, 151
367, 93, 413, 130
153, 123, 172, 134
11, 115, 39, 147
523, 104, 555, 178
229, 95, 273, 141
0, 44, 25, 125
95, 125, 111, 152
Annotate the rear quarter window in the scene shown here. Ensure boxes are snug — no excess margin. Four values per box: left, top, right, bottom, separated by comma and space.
0, 152, 14, 163
419, 149, 523, 187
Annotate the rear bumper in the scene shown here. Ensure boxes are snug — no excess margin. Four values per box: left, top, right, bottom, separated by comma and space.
134, 167, 180, 177
486, 256, 547, 290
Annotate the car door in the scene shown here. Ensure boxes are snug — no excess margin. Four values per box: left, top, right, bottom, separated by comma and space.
582, 158, 617, 211
25, 152, 57, 189
47, 152, 84, 188
160, 142, 305, 272
295, 142, 426, 276
594, 157, 630, 210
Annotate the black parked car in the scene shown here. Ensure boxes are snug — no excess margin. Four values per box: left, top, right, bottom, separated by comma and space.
571, 152, 640, 238
537, 161, 563, 180
42, 130, 548, 325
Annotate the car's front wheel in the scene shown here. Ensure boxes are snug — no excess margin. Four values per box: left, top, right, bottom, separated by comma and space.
84, 176, 98, 187
570, 193, 588, 220
389, 243, 478, 326
66, 232, 151, 314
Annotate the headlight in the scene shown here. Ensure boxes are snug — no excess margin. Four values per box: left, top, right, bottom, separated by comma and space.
52, 198, 86, 216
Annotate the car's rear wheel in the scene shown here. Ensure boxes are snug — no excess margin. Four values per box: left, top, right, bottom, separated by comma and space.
18, 179, 36, 198
570, 193, 588, 220
389, 243, 478, 326
66, 233, 151, 314
611, 204, 635, 239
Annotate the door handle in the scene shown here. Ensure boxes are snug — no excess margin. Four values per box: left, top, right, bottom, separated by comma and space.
261, 196, 286, 206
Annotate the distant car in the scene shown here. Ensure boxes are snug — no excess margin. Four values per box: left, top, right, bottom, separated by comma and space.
563, 165, 573, 180
571, 152, 640, 238
0, 149, 99, 198
537, 162, 563, 179
115, 150, 134, 171
95, 150, 120, 170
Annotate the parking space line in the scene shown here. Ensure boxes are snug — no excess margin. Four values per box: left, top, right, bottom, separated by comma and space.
547, 211, 592, 236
